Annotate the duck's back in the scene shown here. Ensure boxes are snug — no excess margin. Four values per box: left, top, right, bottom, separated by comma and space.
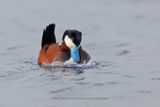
38, 44, 70, 65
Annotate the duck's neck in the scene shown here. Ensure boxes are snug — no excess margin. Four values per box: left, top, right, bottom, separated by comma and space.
60, 42, 81, 63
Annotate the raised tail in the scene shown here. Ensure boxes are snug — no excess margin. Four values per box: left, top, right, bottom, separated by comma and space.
41, 23, 56, 48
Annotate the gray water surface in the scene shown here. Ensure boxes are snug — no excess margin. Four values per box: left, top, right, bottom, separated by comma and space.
0, 0, 160, 107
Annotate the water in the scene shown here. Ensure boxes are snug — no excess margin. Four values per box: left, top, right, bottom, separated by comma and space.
1, 0, 160, 107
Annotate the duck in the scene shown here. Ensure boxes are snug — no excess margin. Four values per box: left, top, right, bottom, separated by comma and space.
38, 23, 91, 65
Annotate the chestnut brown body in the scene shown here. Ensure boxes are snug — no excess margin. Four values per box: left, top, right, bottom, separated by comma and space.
38, 43, 90, 65
38, 23, 90, 65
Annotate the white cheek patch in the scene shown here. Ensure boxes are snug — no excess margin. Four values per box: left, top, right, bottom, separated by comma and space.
64, 35, 76, 48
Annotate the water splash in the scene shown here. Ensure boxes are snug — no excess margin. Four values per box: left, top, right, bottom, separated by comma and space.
40, 60, 100, 74
44, 60, 100, 68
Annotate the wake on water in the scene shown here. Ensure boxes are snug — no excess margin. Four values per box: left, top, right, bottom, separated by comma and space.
46, 60, 99, 68
40, 60, 102, 74
34, 57, 112, 75
0, 54, 110, 81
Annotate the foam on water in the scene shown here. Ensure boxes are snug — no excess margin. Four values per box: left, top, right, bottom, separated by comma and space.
39, 60, 102, 74
51, 60, 99, 68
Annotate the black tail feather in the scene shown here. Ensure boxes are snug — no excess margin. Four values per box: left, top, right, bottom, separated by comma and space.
41, 23, 56, 47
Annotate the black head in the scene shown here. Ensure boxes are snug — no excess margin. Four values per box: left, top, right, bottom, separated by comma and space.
62, 30, 82, 48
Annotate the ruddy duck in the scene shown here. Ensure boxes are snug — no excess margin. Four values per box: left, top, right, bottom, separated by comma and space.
38, 23, 90, 65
